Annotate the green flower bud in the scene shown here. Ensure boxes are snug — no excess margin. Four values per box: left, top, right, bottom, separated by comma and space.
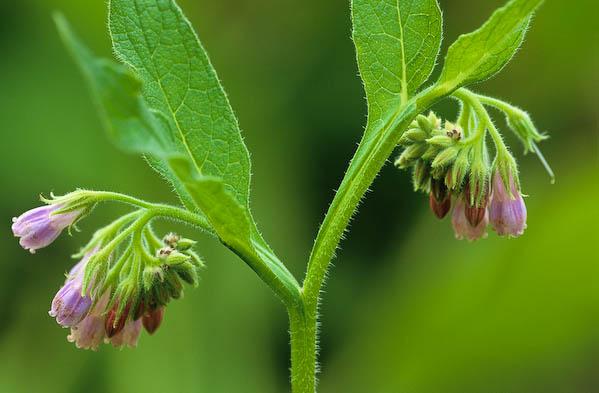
395, 144, 428, 169
173, 261, 199, 287
431, 146, 460, 168
416, 114, 434, 134
426, 135, 454, 148
421, 144, 442, 161
445, 147, 471, 190
142, 265, 164, 291
164, 271, 183, 300
164, 250, 192, 266
505, 109, 547, 153
176, 238, 197, 251
431, 165, 448, 180
427, 111, 441, 129
411, 160, 431, 192
399, 128, 428, 145
186, 250, 206, 269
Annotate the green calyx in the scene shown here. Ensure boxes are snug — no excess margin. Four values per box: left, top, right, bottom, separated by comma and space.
395, 87, 551, 203
78, 209, 203, 324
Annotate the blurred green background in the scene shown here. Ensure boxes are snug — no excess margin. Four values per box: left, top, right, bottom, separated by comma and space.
1, 0, 597, 392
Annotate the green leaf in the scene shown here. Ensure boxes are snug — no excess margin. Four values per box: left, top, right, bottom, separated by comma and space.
437, 0, 544, 91
54, 13, 198, 211
352, 0, 442, 110
182, 176, 252, 252
176, 169, 301, 306
109, 0, 251, 207
54, 13, 172, 157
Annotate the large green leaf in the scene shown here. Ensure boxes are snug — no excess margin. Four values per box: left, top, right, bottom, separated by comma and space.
109, 0, 251, 207
54, 13, 197, 211
352, 0, 442, 114
438, 0, 544, 91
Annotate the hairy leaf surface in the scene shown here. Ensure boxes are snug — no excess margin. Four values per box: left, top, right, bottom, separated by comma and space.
109, 0, 252, 207
438, 0, 544, 91
55, 14, 197, 211
352, 0, 442, 116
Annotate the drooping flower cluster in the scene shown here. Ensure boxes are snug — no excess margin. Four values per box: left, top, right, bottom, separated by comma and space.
395, 103, 543, 241
12, 191, 204, 350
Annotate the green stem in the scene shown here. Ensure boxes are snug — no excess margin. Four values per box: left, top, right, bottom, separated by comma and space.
290, 86, 447, 393
90, 191, 213, 233
93, 190, 300, 307
453, 89, 510, 156
289, 305, 316, 393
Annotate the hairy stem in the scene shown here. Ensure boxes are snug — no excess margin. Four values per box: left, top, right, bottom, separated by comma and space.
453, 89, 510, 156
93, 193, 301, 306
290, 85, 447, 393
289, 306, 317, 393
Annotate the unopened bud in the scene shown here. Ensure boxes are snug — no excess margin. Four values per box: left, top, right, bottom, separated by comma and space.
176, 238, 196, 251
163, 271, 184, 300
445, 148, 471, 190
421, 145, 441, 161
464, 182, 489, 227
173, 261, 199, 287
142, 265, 164, 291
416, 114, 434, 133
399, 128, 428, 145
429, 179, 451, 219
429, 193, 451, 219
432, 146, 460, 168
142, 306, 165, 335
412, 160, 431, 192
505, 110, 547, 153
105, 302, 131, 338
395, 144, 427, 169
426, 135, 454, 148
164, 250, 191, 266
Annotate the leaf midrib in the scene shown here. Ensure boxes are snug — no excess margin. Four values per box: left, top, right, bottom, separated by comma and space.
129, 0, 206, 179
396, 0, 409, 104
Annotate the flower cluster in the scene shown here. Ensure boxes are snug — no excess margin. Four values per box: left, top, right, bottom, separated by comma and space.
395, 103, 539, 241
12, 191, 204, 350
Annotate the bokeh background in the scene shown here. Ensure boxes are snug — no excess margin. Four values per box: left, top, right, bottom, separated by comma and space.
0, 0, 597, 392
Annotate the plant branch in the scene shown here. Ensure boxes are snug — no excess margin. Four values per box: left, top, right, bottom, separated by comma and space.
289, 85, 448, 393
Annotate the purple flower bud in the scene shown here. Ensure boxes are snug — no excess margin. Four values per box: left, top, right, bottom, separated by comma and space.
67, 292, 110, 351
49, 252, 95, 327
452, 198, 488, 241
142, 306, 165, 335
105, 301, 133, 338
464, 181, 489, 227
489, 171, 527, 237
429, 179, 451, 219
108, 318, 143, 348
12, 204, 81, 253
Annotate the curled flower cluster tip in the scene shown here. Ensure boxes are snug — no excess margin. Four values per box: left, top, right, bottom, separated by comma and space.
395, 93, 547, 241
12, 190, 204, 350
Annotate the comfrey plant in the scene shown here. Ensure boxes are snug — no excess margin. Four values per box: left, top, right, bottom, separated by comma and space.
12, 0, 553, 390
